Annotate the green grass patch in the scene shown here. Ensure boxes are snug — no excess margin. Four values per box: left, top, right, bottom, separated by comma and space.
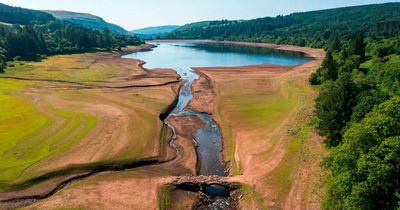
273, 126, 312, 194
241, 184, 268, 210
3, 54, 130, 83
158, 123, 174, 161
158, 185, 173, 210
0, 79, 49, 182
220, 110, 241, 175
231, 80, 307, 130
268, 125, 312, 201
220, 79, 309, 176
0, 108, 96, 185
0, 79, 96, 188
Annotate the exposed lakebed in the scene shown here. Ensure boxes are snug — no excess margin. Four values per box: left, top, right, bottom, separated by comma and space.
124, 41, 311, 209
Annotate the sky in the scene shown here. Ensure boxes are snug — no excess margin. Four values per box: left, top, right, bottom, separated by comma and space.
0, 0, 398, 30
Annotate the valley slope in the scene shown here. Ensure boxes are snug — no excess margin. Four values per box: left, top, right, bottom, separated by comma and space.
43, 10, 130, 35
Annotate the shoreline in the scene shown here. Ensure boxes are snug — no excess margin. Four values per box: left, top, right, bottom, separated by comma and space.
150, 39, 324, 60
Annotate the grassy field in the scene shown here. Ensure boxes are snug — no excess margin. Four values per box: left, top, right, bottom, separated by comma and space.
3, 53, 141, 83
0, 79, 49, 182
0, 78, 98, 187
0, 52, 178, 192
226, 80, 303, 130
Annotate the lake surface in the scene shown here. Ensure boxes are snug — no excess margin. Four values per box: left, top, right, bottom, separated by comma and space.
124, 41, 311, 209
126, 42, 310, 69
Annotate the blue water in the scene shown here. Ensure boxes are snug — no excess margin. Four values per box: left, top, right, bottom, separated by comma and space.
124, 41, 310, 176
125, 42, 310, 69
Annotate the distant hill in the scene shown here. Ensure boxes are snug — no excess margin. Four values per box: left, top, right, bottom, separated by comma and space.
132, 25, 181, 35
131, 25, 180, 39
44, 10, 129, 35
167, 3, 400, 48
0, 3, 54, 25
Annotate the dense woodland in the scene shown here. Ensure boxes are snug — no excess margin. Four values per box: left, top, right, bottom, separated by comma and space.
0, 3, 143, 72
167, 3, 400, 48
310, 32, 400, 209
167, 3, 400, 209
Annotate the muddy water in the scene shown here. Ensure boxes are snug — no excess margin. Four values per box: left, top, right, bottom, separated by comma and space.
123, 41, 310, 209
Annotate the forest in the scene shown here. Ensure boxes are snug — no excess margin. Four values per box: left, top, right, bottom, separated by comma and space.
0, 3, 142, 72
167, 3, 400, 48
309, 31, 400, 209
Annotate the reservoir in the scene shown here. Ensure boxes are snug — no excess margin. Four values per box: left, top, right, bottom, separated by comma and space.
124, 41, 311, 176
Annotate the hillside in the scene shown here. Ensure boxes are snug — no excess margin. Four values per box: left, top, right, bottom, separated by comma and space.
0, 3, 54, 25
44, 10, 129, 35
132, 25, 181, 39
132, 25, 180, 35
167, 3, 400, 48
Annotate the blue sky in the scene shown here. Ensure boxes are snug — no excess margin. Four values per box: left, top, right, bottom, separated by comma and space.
0, 0, 398, 30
